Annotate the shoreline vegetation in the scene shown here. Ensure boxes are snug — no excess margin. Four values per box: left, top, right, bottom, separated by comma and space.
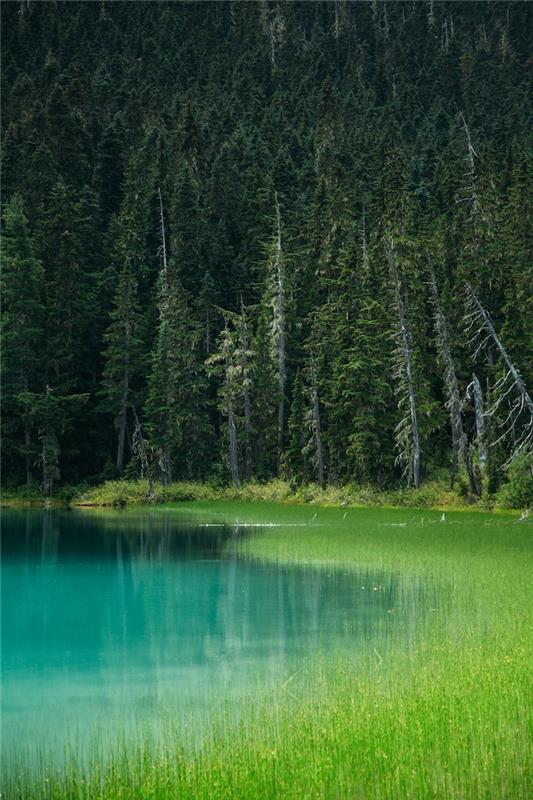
1, 475, 530, 512
6, 502, 532, 799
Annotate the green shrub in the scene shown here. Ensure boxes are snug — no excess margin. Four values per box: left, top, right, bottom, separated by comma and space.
495, 455, 533, 509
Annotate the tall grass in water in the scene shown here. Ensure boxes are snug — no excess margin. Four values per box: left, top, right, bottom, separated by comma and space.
7, 505, 533, 799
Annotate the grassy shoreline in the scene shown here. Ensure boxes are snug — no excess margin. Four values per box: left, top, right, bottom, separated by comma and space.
6, 502, 532, 799
2, 476, 529, 512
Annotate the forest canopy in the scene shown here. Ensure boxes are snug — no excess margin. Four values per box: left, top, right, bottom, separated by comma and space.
1, 0, 532, 495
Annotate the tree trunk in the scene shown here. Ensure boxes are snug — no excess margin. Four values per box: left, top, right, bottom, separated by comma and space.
227, 391, 240, 486
273, 191, 287, 473
406, 333, 421, 489
161, 445, 172, 487
132, 404, 154, 500
310, 353, 324, 487
467, 285, 533, 419
429, 266, 481, 495
116, 407, 127, 473
24, 423, 33, 486
471, 373, 487, 471
466, 285, 533, 462
117, 320, 132, 473
386, 239, 421, 488
243, 383, 252, 481
461, 114, 479, 221
115, 365, 128, 474
240, 299, 253, 480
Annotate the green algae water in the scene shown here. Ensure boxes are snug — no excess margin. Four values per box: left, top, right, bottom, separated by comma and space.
2, 506, 442, 773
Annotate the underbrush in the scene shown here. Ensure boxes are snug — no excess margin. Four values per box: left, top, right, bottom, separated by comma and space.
4, 470, 530, 511
72, 478, 480, 510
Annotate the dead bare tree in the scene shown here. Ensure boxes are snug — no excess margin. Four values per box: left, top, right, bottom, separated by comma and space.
442, 15, 454, 52
260, 1, 284, 68
114, 300, 133, 474
132, 404, 154, 501
386, 237, 421, 488
157, 186, 168, 275
239, 296, 253, 480
155, 186, 172, 486
334, 0, 341, 42
224, 319, 240, 487
360, 205, 370, 272
207, 308, 254, 486
309, 352, 324, 487
428, 266, 481, 495
465, 373, 487, 471
272, 191, 287, 473
460, 113, 479, 222
465, 284, 533, 463
206, 317, 240, 486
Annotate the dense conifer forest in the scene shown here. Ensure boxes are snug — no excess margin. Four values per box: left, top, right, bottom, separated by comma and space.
2, 0, 532, 496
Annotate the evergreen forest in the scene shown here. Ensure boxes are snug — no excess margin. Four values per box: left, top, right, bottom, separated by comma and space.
2, 0, 532, 497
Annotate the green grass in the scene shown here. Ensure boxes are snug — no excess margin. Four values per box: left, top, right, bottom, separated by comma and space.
71, 477, 491, 509
4, 467, 531, 510
6, 503, 533, 799
12, 476, 522, 510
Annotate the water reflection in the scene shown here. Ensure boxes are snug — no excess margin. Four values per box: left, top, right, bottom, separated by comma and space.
2, 509, 442, 768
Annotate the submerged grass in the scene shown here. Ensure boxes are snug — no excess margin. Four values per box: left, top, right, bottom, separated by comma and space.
6, 503, 533, 799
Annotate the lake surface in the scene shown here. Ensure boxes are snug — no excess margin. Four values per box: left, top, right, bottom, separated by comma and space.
2, 508, 441, 770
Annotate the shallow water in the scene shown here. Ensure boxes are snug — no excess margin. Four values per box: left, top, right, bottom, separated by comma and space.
2, 508, 442, 770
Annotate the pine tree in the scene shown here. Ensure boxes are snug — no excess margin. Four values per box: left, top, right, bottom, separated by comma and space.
17, 386, 88, 496
251, 310, 278, 479
261, 191, 289, 473
145, 190, 204, 485
100, 247, 142, 474
386, 236, 422, 488
207, 310, 254, 485
1, 194, 45, 484
287, 369, 309, 484
2, 0, 531, 489
207, 319, 239, 486
36, 179, 98, 394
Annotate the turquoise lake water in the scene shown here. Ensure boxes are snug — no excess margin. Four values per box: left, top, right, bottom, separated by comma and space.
2, 508, 438, 770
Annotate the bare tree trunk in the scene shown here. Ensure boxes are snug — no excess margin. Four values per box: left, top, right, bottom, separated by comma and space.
465, 285, 533, 461
428, 0, 435, 28
132, 404, 154, 500
160, 446, 172, 487
429, 267, 481, 495
310, 353, 324, 487
116, 365, 129, 473
470, 373, 487, 471
460, 114, 479, 221
224, 320, 240, 487
227, 392, 240, 487
205, 305, 211, 355
157, 186, 168, 274
467, 286, 533, 416
360, 206, 370, 272
22, 375, 34, 485
157, 187, 172, 487
116, 408, 127, 473
386, 238, 421, 488
243, 383, 252, 480
240, 299, 253, 480
273, 191, 287, 473
24, 424, 33, 486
